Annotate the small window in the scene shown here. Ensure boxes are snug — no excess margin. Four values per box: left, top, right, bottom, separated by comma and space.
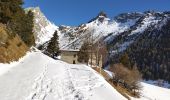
73, 54, 76, 58
73, 60, 76, 64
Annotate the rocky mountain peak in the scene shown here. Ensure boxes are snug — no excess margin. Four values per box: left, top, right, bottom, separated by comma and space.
88, 11, 108, 23
114, 12, 143, 23
98, 11, 107, 18
26, 7, 58, 46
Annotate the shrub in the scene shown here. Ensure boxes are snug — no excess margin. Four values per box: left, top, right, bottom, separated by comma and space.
109, 63, 142, 96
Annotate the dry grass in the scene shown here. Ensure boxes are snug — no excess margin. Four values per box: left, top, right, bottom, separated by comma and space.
0, 24, 28, 63
92, 67, 138, 100
0, 24, 8, 43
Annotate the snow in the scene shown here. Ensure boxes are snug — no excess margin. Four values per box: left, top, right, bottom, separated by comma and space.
104, 70, 115, 78
143, 80, 170, 89
28, 7, 58, 47
0, 51, 170, 100
128, 15, 159, 36
131, 82, 170, 100
0, 52, 31, 76
110, 41, 134, 55
117, 41, 134, 52
86, 19, 129, 38
0, 51, 126, 100
35, 22, 58, 47
58, 16, 136, 50
104, 19, 137, 43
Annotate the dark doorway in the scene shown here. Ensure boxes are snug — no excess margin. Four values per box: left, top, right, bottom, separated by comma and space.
73, 60, 76, 64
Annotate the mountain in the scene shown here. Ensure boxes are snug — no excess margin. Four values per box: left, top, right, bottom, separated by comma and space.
58, 11, 135, 50
29, 8, 135, 50
26, 7, 58, 47
107, 11, 170, 82
30, 7, 170, 82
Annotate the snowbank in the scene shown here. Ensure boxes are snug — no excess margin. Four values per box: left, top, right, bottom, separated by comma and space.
0, 52, 32, 76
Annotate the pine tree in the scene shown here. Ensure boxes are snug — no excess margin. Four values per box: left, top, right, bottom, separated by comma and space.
0, 0, 23, 24
0, 0, 35, 47
46, 31, 60, 58
77, 41, 90, 64
21, 10, 35, 47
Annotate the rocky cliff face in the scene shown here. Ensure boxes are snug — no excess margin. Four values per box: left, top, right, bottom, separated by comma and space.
26, 7, 58, 47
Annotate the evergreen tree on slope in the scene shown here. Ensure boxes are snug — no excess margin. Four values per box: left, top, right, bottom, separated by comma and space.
46, 31, 60, 58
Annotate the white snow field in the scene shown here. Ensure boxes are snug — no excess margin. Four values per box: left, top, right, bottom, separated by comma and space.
0, 51, 170, 100
0, 51, 126, 100
131, 82, 170, 100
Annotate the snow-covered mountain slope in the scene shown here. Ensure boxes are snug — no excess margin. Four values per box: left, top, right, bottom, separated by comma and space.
108, 11, 170, 53
107, 11, 170, 82
131, 82, 170, 100
0, 51, 126, 100
26, 7, 58, 47
58, 12, 135, 50
29, 7, 135, 50
29, 7, 170, 54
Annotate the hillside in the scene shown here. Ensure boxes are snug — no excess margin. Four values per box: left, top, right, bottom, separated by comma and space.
0, 0, 35, 63
0, 24, 28, 63
26, 7, 58, 47
107, 11, 170, 82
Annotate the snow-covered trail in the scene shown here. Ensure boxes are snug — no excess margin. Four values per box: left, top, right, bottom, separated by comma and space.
0, 51, 126, 100
0, 52, 50, 100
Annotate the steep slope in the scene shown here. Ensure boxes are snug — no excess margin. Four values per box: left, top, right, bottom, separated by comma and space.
107, 11, 170, 82
26, 7, 58, 47
0, 50, 126, 100
0, 24, 28, 63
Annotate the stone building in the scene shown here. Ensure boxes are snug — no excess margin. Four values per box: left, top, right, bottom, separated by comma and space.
60, 49, 103, 68
60, 49, 79, 64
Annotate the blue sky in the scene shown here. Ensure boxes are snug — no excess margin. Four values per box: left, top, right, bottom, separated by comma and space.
24, 0, 170, 26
